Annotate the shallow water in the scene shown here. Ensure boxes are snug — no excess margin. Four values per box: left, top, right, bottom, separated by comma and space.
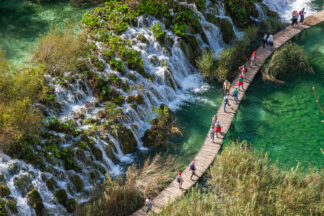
170, 22, 324, 169
0, 0, 88, 65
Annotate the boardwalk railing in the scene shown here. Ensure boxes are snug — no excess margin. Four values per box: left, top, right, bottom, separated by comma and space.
132, 10, 324, 216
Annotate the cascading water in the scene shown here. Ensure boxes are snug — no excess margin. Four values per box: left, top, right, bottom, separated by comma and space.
262, 0, 316, 21
0, 0, 289, 215
251, 3, 267, 22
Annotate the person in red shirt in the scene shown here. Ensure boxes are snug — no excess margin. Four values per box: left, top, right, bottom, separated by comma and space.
250, 51, 257, 67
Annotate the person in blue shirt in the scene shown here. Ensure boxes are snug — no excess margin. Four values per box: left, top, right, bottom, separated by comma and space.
232, 88, 239, 104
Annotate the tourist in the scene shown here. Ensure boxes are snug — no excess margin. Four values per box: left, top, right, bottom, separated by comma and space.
215, 120, 221, 138
224, 95, 231, 112
223, 80, 231, 96
267, 34, 274, 51
262, 34, 267, 48
176, 172, 183, 189
212, 114, 217, 127
210, 125, 215, 142
237, 74, 244, 90
239, 64, 246, 77
189, 161, 196, 180
232, 87, 239, 104
250, 51, 257, 67
292, 10, 298, 27
299, 8, 306, 23
144, 198, 153, 213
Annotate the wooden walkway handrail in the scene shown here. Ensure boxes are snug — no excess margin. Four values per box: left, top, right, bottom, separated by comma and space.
132, 10, 324, 216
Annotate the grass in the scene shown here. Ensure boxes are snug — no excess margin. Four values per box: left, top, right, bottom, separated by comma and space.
158, 142, 324, 215
76, 154, 183, 216
263, 42, 314, 79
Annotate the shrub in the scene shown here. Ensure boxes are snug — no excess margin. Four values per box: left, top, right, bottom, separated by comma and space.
196, 50, 214, 76
33, 28, 89, 77
0, 49, 44, 149
225, 0, 257, 28
160, 142, 324, 215
263, 42, 314, 78
151, 23, 165, 42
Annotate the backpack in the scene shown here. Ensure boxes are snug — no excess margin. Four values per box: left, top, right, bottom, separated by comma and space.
190, 164, 196, 171
233, 91, 238, 97
176, 176, 181, 183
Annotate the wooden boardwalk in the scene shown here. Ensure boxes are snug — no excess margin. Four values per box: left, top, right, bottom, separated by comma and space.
132, 11, 324, 216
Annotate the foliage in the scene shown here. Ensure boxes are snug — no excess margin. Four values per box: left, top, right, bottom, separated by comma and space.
160, 142, 324, 215
263, 42, 314, 78
225, 0, 257, 28
196, 50, 214, 76
76, 154, 180, 216
33, 27, 90, 77
0, 49, 45, 149
151, 23, 165, 41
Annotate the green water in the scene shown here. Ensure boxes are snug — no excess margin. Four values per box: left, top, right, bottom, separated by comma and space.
171, 24, 324, 169
0, 0, 88, 65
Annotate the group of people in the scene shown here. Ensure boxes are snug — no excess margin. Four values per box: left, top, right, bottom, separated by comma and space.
262, 34, 274, 50
292, 8, 306, 27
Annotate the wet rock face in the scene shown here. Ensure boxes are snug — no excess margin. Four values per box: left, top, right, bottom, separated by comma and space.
0, 182, 10, 197
14, 174, 33, 196
68, 174, 84, 193
206, 14, 236, 43
27, 189, 44, 215
117, 126, 137, 154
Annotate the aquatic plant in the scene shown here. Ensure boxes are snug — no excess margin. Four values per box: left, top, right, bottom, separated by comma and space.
263, 42, 314, 79
160, 142, 324, 215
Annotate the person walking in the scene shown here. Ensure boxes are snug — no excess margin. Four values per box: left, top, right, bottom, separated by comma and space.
224, 95, 230, 112
212, 114, 217, 127
189, 161, 196, 180
215, 120, 221, 138
223, 80, 231, 96
176, 172, 183, 189
239, 64, 247, 78
250, 51, 257, 67
144, 198, 153, 213
299, 8, 306, 23
267, 34, 274, 51
237, 74, 244, 90
232, 87, 239, 104
210, 125, 215, 142
262, 34, 267, 48
292, 10, 298, 27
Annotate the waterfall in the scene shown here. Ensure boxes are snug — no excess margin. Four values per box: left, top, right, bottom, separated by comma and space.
0, 0, 292, 215
262, 0, 315, 21
251, 3, 267, 22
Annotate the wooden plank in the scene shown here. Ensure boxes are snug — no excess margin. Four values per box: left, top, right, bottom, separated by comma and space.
131, 11, 324, 216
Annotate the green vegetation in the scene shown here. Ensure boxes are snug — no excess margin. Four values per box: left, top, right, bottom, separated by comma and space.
263, 42, 314, 79
0, 49, 45, 150
225, 0, 258, 28
160, 142, 324, 215
76, 154, 182, 216
196, 50, 214, 76
151, 23, 165, 42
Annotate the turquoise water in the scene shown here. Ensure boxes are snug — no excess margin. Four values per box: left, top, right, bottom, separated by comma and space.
0, 0, 88, 65
171, 24, 324, 169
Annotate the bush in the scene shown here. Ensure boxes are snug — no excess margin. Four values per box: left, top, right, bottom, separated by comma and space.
263, 42, 314, 78
33, 28, 89, 77
225, 0, 257, 28
0, 49, 44, 149
160, 142, 324, 215
151, 23, 165, 42
196, 50, 214, 76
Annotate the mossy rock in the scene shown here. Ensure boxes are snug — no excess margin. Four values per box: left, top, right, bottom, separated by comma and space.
14, 175, 32, 196
96, 164, 107, 175
117, 126, 137, 154
7, 162, 20, 175
65, 198, 76, 213
54, 189, 67, 206
45, 177, 57, 191
91, 146, 103, 161
260, 3, 279, 18
76, 149, 93, 166
27, 189, 44, 215
179, 39, 195, 64
0, 183, 10, 197
68, 174, 84, 193
135, 94, 144, 104
206, 14, 235, 43
126, 95, 136, 103
0, 172, 5, 182
5, 198, 17, 214
137, 33, 149, 44
89, 171, 101, 183
104, 145, 118, 164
